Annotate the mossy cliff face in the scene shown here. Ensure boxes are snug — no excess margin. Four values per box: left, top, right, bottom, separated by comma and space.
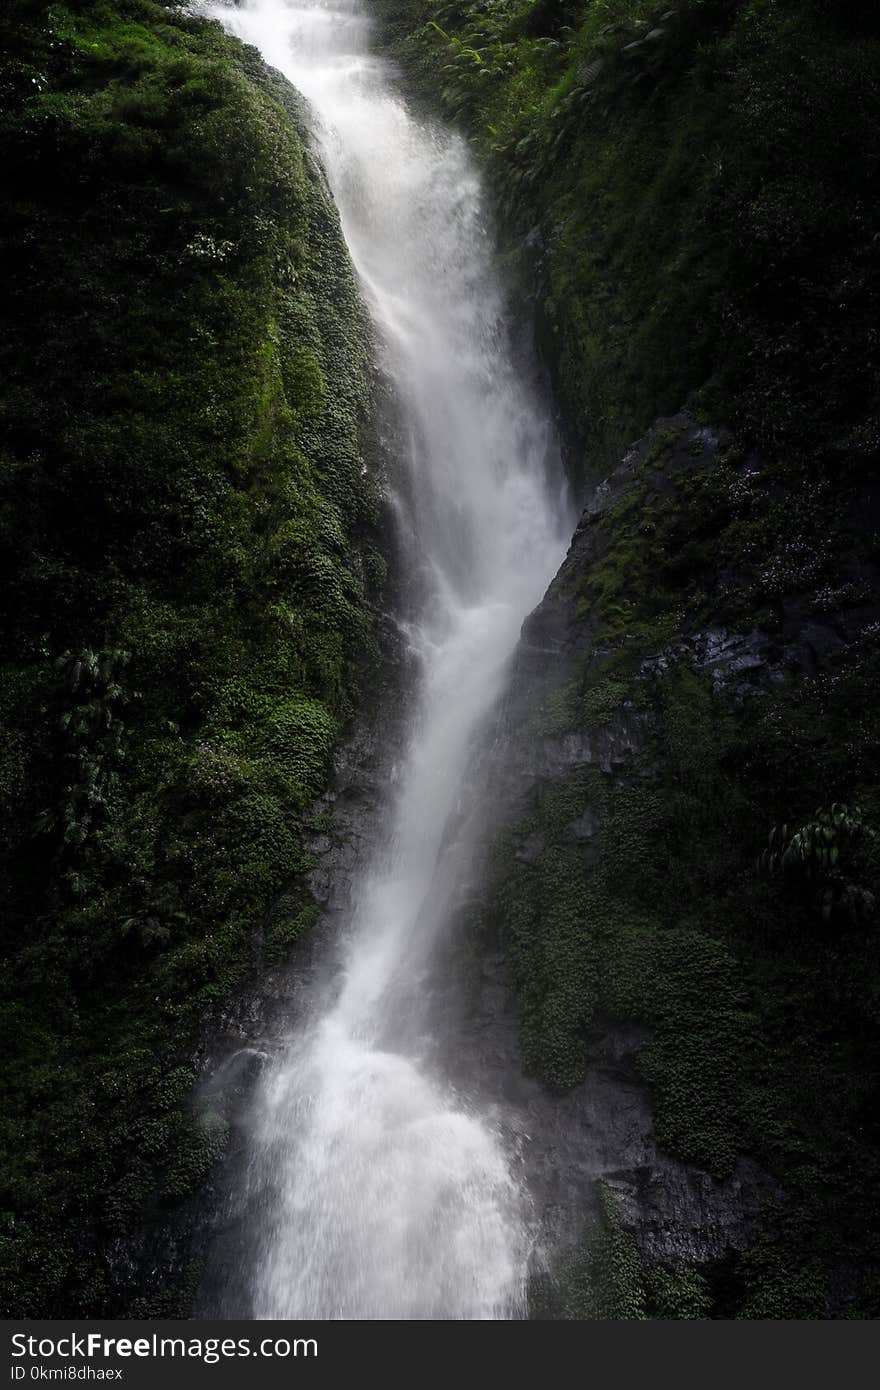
3, 0, 879, 1321
374, 0, 880, 484
0, 1, 382, 1314
482, 412, 880, 1317
368, 0, 880, 1317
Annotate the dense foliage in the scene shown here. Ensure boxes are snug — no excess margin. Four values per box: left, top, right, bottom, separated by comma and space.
377, 0, 880, 481
374, 0, 880, 1316
491, 415, 880, 1316
0, 0, 381, 1314
3, 0, 878, 1321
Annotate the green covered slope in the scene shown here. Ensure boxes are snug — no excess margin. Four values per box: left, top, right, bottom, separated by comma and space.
377, 0, 880, 481
2, 0, 879, 1321
490, 412, 880, 1316
375, 0, 880, 1316
0, 0, 381, 1314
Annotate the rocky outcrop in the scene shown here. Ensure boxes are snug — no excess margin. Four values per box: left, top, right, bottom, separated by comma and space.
460, 409, 880, 1317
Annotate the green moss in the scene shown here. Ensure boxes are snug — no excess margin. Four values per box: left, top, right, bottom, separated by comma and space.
370, 0, 880, 1318
162, 1110, 230, 1202
0, 0, 381, 1315
494, 772, 601, 1090
581, 678, 629, 728
492, 633, 880, 1311
559, 1189, 648, 1320
376, 0, 880, 485
489, 500, 880, 1308
646, 1266, 713, 1320
265, 890, 320, 966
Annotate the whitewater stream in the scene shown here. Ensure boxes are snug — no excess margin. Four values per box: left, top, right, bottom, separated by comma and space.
203, 0, 571, 1318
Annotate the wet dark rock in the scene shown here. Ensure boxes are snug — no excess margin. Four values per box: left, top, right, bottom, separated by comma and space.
452, 410, 805, 1298
605, 1156, 779, 1266
434, 933, 779, 1305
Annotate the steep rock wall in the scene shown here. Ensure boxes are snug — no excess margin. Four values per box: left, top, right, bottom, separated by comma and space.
367, 0, 880, 1317
479, 412, 880, 1315
0, 0, 386, 1315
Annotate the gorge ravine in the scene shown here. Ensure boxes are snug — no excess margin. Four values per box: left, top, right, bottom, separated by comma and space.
4, 0, 878, 1321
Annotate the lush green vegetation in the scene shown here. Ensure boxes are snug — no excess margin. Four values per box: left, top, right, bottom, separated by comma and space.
3, 0, 878, 1321
372, 0, 880, 1317
492, 415, 880, 1316
376, 0, 880, 480
543, 1187, 713, 1319
0, 0, 381, 1314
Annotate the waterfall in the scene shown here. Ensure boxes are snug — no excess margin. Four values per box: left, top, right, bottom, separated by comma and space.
202, 0, 570, 1319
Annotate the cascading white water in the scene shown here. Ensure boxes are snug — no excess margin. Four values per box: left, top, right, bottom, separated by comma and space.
203, 0, 571, 1318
